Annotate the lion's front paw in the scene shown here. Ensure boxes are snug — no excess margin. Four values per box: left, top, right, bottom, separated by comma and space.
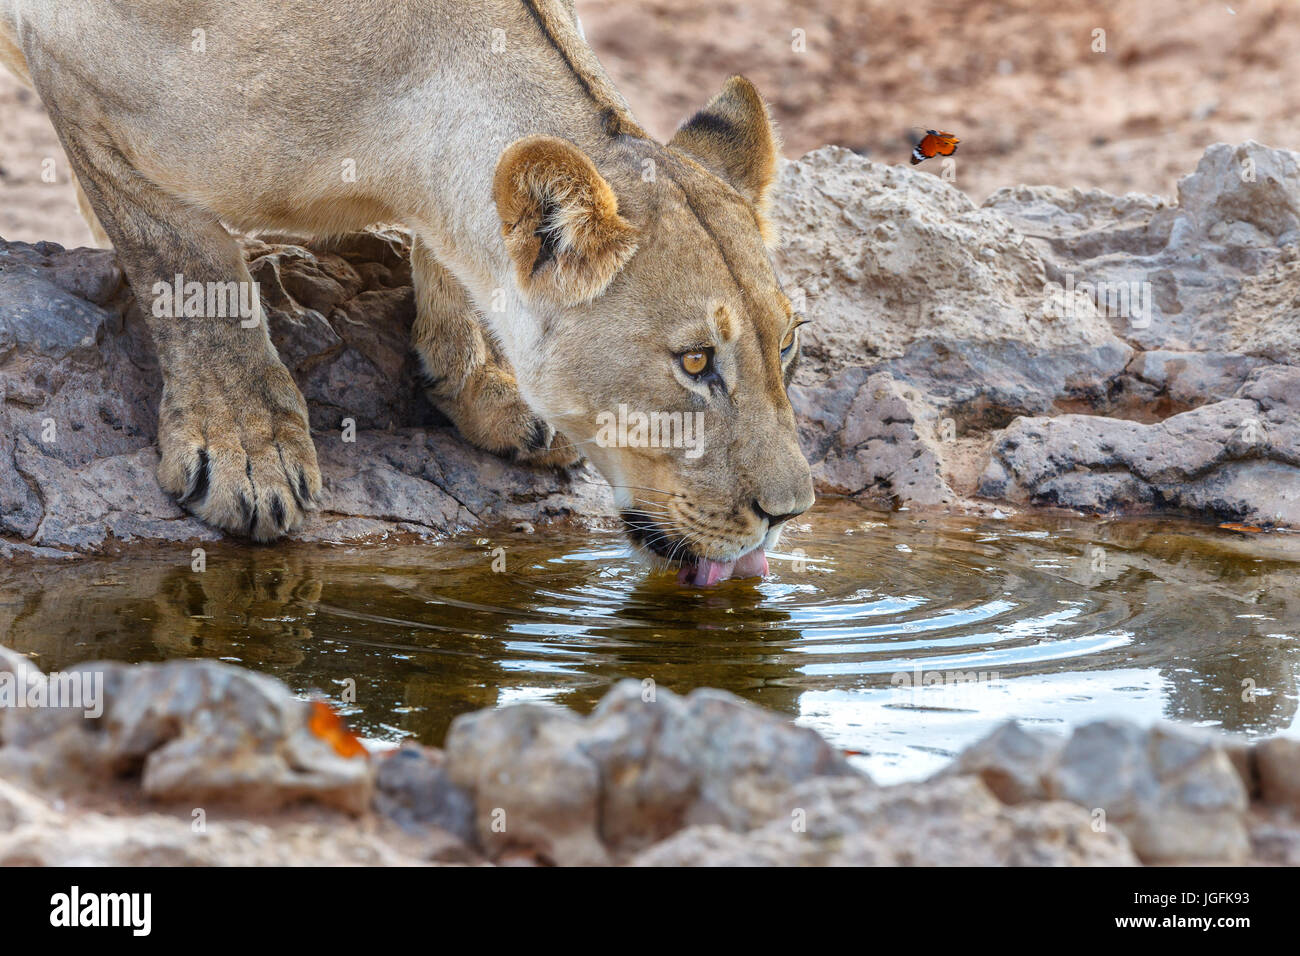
518, 421, 583, 469
156, 370, 322, 541
434, 364, 582, 469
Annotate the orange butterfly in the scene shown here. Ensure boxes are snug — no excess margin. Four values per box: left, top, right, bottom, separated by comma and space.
1218, 522, 1265, 534
308, 700, 369, 759
911, 130, 960, 165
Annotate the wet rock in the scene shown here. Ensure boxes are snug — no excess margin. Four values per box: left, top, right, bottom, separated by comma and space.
632, 775, 1137, 866
0, 658, 371, 813
443, 680, 856, 864
1045, 720, 1249, 863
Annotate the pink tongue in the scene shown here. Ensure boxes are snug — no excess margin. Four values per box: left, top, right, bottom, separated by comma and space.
676, 548, 769, 587
733, 549, 770, 579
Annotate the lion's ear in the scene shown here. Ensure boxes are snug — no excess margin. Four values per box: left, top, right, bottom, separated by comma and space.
493, 135, 639, 305
669, 75, 781, 236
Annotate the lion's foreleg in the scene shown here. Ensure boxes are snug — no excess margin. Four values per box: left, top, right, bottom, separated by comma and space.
411, 237, 577, 467
58, 124, 322, 540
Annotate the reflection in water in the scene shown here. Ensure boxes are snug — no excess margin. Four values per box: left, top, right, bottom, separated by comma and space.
2, 500, 1299, 782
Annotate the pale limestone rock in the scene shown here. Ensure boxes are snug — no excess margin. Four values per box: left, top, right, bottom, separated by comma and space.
1045, 720, 1250, 863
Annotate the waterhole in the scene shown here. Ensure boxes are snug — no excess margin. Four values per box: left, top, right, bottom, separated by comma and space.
2, 499, 1297, 782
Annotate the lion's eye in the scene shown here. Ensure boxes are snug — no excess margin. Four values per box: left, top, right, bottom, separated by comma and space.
679, 349, 713, 378
780, 328, 796, 354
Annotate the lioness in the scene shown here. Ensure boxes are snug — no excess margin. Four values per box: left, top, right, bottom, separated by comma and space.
0, 0, 813, 584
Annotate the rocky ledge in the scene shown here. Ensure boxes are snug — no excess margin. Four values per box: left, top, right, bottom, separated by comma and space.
1, 140, 1298, 556
2, 646, 1298, 865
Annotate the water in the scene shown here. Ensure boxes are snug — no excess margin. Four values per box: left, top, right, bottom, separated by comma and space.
2, 499, 1298, 783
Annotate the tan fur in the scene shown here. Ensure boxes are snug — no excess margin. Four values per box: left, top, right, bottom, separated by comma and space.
0, 0, 813, 562
73, 179, 112, 249
494, 135, 639, 305
669, 75, 783, 245
411, 238, 577, 466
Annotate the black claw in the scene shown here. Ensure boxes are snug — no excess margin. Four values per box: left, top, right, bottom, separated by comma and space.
180, 448, 211, 505
288, 467, 307, 511
524, 417, 552, 453
296, 468, 313, 507
271, 494, 286, 529
236, 491, 255, 535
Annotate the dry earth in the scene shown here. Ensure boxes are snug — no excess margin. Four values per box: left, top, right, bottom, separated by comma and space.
6, 0, 1300, 246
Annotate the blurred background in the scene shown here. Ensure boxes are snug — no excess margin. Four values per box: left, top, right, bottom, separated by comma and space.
2, 0, 1297, 247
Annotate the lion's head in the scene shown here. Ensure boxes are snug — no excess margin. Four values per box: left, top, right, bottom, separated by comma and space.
493, 76, 814, 585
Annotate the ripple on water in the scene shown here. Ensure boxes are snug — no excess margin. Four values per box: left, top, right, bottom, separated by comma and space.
1, 500, 1299, 782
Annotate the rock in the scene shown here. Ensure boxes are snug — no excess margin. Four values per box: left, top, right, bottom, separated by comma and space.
1124, 350, 1271, 412
0, 645, 42, 747
0, 658, 372, 813
981, 365, 1300, 526
1249, 816, 1300, 866
1229, 248, 1300, 364
629, 822, 799, 866
943, 720, 1063, 804
3, 657, 1297, 865
1045, 720, 1249, 863
0, 804, 426, 866
773, 147, 1122, 366
444, 701, 607, 865
986, 141, 1300, 362
775, 146, 1132, 433
943, 719, 1260, 864
443, 680, 856, 864
0, 233, 610, 553
372, 743, 477, 849
4, 140, 1300, 551
1255, 737, 1300, 813
0, 776, 53, 832
589, 682, 859, 839
1222, 737, 1260, 799
632, 775, 1138, 866
792, 369, 955, 507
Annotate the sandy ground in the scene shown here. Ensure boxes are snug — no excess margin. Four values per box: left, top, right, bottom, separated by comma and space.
2, 0, 1299, 248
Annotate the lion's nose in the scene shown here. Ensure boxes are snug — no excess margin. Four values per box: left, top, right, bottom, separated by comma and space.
750, 436, 815, 528
752, 499, 808, 528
